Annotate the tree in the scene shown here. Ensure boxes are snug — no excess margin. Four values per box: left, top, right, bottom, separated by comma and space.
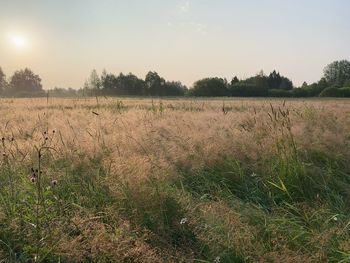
164, 81, 187, 96
82, 80, 90, 96
267, 70, 293, 90
101, 69, 108, 83
344, 79, 350, 87
319, 86, 342, 97
101, 73, 117, 94
291, 86, 313, 97
99, 71, 186, 96
145, 71, 166, 96
8, 68, 44, 96
190, 78, 228, 97
309, 78, 328, 96
100, 72, 145, 96
115, 73, 145, 95
229, 83, 268, 97
82, 69, 102, 96
88, 69, 101, 92
245, 74, 269, 90
323, 60, 350, 86
0, 67, 7, 94
230, 76, 239, 85
278, 77, 293, 90
267, 89, 292, 97
231, 74, 269, 96
267, 70, 280, 89
124, 73, 145, 95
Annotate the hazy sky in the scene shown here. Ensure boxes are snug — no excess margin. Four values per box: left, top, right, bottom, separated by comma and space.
0, 0, 349, 89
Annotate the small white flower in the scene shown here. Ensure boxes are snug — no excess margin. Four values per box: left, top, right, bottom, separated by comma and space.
214, 256, 221, 263
180, 218, 188, 225
251, 172, 257, 177
333, 216, 338, 221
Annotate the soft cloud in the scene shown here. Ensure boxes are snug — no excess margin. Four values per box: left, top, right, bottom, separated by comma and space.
167, 20, 208, 35
178, 1, 190, 13
190, 22, 207, 35
171, 1, 207, 34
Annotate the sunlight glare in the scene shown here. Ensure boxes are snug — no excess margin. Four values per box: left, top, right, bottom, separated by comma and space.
8, 33, 28, 49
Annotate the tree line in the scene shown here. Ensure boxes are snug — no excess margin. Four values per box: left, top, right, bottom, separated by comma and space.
1, 60, 350, 97
189, 60, 350, 97
81, 70, 188, 97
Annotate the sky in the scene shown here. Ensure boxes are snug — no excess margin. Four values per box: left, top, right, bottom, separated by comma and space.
0, 0, 349, 89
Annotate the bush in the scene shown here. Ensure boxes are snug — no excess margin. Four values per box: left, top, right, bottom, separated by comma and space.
268, 89, 292, 97
291, 87, 312, 97
229, 83, 268, 97
319, 86, 350, 97
190, 78, 229, 97
339, 87, 350, 97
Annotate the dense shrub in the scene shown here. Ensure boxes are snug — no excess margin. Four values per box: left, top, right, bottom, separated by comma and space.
268, 89, 292, 97
229, 83, 268, 97
190, 78, 228, 97
319, 86, 347, 97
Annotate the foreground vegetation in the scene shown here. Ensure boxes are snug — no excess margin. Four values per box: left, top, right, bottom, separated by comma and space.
0, 97, 349, 262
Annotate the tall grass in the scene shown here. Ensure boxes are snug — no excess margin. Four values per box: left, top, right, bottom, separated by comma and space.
0, 97, 349, 262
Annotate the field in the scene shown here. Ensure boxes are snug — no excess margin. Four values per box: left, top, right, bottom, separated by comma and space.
0, 97, 349, 262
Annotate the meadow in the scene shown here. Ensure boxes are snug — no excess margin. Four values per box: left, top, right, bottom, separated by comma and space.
0, 97, 349, 262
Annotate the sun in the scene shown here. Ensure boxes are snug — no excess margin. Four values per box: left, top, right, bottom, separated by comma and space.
8, 33, 28, 49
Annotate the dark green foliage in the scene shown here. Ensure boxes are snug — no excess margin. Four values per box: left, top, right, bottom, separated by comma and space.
189, 77, 229, 97
101, 72, 146, 96
319, 87, 343, 97
230, 76, 239, 85
100, 73, 117, 94
97, 71, 187, 96
340, 87, 350, 96
268, 70, 293, 90
291, 78, 329, 97
320, 86, 350, 97
5, 68, 45, 97
190, 71, 293, 97
2, 59, 350, 97
163, 81, 188, 96
291, 87, 312, 97
145, 71, 166, 96
323, 60, 350, 87
268, 89, 292, 97
186, 60, 350, 97
230, 82, 268, 97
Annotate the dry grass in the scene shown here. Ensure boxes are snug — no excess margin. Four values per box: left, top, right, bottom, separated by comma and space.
0, 97, 349, 262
